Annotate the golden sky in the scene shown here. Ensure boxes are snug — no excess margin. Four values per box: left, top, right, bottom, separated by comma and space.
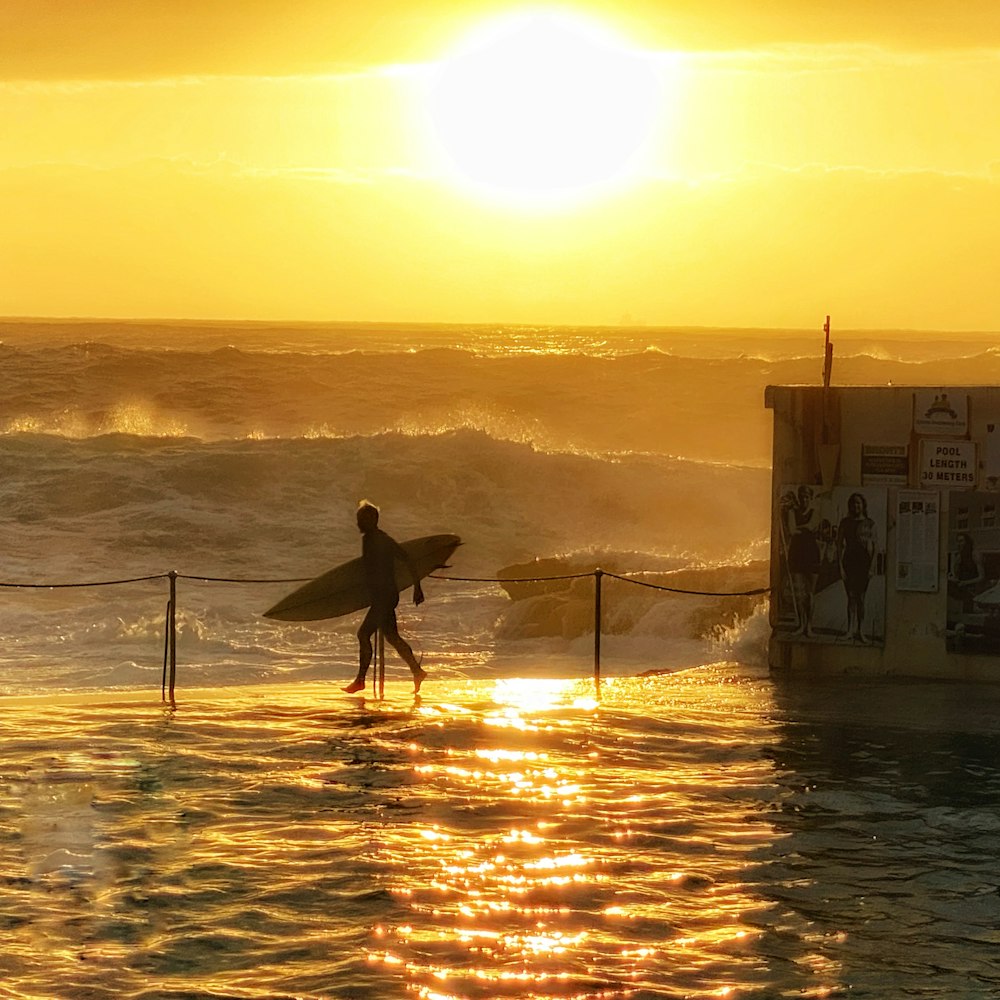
3, 0, 1000, 329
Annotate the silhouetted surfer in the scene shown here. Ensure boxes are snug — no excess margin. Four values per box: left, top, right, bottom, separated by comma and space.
343, 500, 428, 695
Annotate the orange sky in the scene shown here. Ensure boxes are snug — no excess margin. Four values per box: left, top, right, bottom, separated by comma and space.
3, 1, 1000, 329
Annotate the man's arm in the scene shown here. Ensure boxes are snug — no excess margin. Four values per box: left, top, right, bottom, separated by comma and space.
393, 539, 425, 605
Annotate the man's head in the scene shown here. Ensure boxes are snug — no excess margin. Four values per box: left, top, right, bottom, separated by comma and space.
357, 500, 380, 533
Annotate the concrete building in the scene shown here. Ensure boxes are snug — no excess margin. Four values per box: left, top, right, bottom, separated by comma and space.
766, 384, 1000, 680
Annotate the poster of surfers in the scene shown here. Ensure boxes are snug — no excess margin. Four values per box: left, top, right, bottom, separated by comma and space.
946, 492, 1000, 654
776, 485, 887, 645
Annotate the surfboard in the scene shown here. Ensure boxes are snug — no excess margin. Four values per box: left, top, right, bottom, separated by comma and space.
262, 533, 461, 622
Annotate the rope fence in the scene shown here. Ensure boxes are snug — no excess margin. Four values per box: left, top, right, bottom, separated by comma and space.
0, 568, 771, 703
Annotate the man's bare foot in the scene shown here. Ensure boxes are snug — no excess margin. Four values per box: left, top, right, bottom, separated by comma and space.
342, 679, 366, 694
412, 667, 427, 694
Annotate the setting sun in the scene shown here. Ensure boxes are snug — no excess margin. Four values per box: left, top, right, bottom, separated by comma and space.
424, 11, 661, 203
4, 2, 1000, 326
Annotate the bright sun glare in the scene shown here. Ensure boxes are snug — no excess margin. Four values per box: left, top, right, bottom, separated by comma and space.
426, 10, 661, 204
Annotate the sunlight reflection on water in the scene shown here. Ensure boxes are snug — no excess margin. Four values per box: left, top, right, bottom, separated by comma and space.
370, 673, 788, 999
1, 668, 1000, 998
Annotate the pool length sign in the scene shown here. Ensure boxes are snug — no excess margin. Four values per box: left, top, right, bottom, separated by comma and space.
919, 439, 978, 488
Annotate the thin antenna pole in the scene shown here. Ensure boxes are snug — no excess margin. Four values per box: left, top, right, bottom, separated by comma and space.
823, 315, 833, 388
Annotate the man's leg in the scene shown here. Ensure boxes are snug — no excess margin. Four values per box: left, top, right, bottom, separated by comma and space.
344, 611, 378, 693
384, 617, 426, 693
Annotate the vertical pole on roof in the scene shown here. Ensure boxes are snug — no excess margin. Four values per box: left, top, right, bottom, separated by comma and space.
822, 315, 833, 389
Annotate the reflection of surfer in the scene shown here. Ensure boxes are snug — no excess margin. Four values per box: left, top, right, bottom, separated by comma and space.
343, 501, 428, 695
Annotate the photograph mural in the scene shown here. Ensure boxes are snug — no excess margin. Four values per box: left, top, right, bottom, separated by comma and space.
777, 484, 887, 645
946, 490, 1000, 654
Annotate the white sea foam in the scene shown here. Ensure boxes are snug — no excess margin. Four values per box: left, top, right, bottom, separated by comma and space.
0, 320, 998, 692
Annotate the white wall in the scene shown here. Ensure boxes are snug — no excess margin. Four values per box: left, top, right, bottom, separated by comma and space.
766, 384, 1000, 680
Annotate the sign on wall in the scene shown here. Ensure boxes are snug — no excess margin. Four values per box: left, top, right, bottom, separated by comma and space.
776, 485, 886, 646
862, 443, 909, 486
946, 493, 1000, 655
913, 389, 968, 436
985, 424, 1000, 491
895, 491, 939, 592
919, 439, 977, 489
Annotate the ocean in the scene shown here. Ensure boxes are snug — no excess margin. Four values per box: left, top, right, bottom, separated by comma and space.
2, 318, 1000, 997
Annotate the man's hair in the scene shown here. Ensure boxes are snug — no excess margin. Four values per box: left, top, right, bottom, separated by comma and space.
357, 500, 380, 524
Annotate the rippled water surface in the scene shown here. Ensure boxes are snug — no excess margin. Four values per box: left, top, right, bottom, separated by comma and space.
2, 666, 1000, 999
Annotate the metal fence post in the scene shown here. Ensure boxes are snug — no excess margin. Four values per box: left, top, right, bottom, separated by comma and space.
167, 570, 177, 703
378, 629, 385, 699
162, 597, 171, 702
594, 568, 603, 693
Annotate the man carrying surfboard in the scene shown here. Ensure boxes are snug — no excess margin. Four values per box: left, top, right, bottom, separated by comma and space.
343, 500, 428, 695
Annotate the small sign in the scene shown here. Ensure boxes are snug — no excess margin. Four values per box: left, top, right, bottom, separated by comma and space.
919, 439, 977, 488
862, 444, 909, 486
985, 423, 1000, 491
914, 389, 968, 436
895, 490, 939, 592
